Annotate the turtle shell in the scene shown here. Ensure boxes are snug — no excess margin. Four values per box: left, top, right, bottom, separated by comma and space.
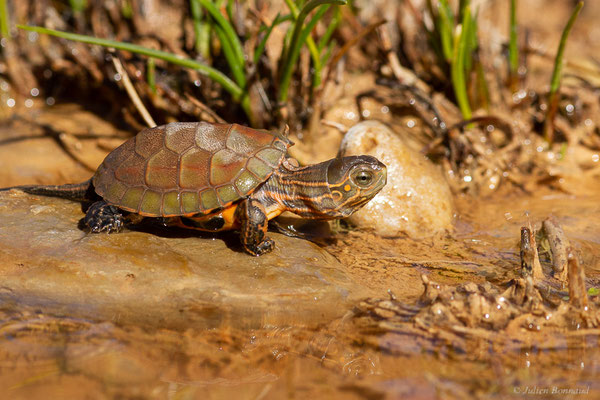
93, 122, 291, 217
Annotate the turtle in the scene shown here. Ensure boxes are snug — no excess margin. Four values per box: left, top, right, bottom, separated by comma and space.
2, 122, 387, 255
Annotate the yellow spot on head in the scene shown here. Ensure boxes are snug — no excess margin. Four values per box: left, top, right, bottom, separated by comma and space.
331, 190, 342, 201
344, 184, 351, 192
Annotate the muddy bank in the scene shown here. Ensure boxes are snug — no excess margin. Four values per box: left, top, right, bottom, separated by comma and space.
1, 0, 600, 396
2, 105, 600, 398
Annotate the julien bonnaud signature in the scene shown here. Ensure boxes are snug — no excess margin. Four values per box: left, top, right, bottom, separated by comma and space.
513, 386, 590, 395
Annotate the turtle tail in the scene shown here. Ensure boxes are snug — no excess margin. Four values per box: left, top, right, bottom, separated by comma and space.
0, 179, 95, 202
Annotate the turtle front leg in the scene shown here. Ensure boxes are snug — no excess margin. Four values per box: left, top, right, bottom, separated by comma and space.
236, 198, 274, 256
85, 200, 125, 233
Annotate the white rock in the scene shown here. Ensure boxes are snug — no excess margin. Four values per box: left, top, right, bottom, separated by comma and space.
340, 120, 454, 238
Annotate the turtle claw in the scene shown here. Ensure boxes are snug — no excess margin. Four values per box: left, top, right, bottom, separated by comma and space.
85, 201, 125, 234
238, 198, 275, 256
89, 216, 123, 233
250, 238, 275, 256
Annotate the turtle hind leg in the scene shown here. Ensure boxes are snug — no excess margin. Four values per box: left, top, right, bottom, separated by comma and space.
236, 198, 274, 256
84, 200, 126, 233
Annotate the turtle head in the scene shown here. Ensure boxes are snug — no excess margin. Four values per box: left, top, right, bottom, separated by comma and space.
324, 155, 387, 217
274, 155, 386, 219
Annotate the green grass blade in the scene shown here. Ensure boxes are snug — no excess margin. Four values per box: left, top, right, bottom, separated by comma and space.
463, 10, 473, 73
282, 0, 333, 91
549, 1, 583, 94
508, 0, 519, 75
458, 0, 468, 22
259, 13, 292, 34
17, 25, 244, 101
198, 24, 211, 61
469, 7, 479, 49
226, 0, 235, 27
121, 0, 133, 19
475, 57, 490, 110
278, 0, 346, 104
451, 7, 472, 121
301, 5, 330, 89
213, 23, 247, 88
320, 38, 335, 66
283, 0, 301, 23
281, 0, 298, 60
465, 5, 479, 75
69, 0, 87, 13
423, 0, 446, 64
190, 0, 204, 55
147, 57, 156, 93
439, 0, 454, 23
253, 13, 290, 65
544, 1, 584, 143
0, 0, 10, 38
313, 5, 341, 88
438, 0, 455, 62
317, 6, 340, 53
197, 0, 245, 68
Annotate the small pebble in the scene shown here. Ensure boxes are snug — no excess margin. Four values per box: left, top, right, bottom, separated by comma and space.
30, 205, 53, 215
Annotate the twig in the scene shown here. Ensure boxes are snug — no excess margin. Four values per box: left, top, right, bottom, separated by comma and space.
520, 225, 543, 280
111, 55, 157, 128
378, 24, 431, 93
449, 116, 514, 140
184, 93, 226, 123
528, 47, 600, 79
372, 80, 448, 137
541, 217, 570, 282
567, 248, 588, 309
320, 119, 348, 133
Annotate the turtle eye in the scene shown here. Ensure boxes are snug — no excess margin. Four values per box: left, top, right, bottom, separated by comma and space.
353, 170, 373, 187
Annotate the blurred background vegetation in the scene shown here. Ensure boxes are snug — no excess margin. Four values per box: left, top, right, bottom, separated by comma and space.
0, 0, 599, 195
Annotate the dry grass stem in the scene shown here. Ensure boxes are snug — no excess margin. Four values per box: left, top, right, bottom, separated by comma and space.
111, 55, 157, 128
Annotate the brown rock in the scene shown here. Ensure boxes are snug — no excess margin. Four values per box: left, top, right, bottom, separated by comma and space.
0, 191, 369, 330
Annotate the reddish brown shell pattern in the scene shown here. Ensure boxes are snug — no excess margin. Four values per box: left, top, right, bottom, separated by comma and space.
93, 122, 291, 217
